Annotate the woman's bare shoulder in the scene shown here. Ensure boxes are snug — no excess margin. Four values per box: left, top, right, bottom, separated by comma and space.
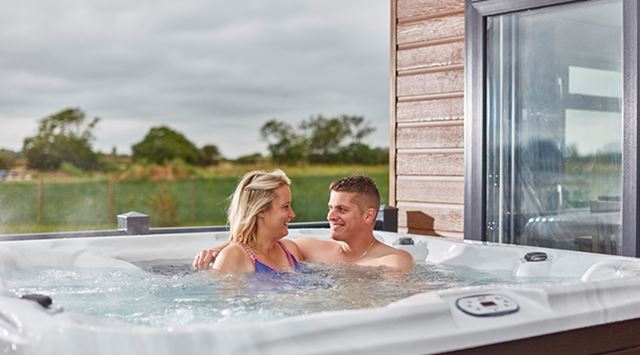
211, 243, 253, 273
218, 243, 247, 256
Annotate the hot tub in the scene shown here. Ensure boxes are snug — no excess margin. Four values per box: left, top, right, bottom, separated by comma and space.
1, 229, 640, 354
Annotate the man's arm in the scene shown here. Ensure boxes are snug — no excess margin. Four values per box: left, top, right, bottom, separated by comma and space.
193, 237, 310, 270
192, 243, 229, 270
291, 237, 335, 263
280, 239, 305, 262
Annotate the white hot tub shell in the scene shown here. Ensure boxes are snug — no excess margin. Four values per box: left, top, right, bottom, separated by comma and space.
1, 229, 640, 355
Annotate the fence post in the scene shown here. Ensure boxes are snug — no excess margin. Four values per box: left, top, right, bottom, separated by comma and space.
190, 177, 196, 223
36, 176, 44, 225
108, 175, 115, 224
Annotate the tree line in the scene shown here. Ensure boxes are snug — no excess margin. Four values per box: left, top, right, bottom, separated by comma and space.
261, 115, 387, 165
1, 108, 387, 172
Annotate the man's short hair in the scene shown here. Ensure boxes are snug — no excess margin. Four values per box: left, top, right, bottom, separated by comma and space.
329, 175, 380, 213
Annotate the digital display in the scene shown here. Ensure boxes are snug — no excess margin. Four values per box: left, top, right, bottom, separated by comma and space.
480, 301, 497, 307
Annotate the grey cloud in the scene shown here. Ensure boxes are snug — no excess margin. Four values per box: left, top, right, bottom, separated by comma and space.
0, 0, 389, 157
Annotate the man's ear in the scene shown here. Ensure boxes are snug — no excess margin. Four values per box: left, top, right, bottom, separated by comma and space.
363, 207, 376, 223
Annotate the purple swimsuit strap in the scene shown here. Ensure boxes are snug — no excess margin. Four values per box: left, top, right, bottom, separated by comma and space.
276, 240, 298, 268
239, 243, 258, 264
240, 241, 298, 271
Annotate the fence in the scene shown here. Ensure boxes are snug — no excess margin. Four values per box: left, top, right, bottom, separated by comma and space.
0, 173, 388, 231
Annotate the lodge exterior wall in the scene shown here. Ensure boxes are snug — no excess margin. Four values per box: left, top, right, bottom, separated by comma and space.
391, 0, 465, 238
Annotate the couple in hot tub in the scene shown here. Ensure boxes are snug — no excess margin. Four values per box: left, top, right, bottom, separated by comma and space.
192, 170, 413, 274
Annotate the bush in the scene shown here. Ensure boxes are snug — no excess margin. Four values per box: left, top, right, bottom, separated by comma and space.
132, 126, 200, 165
148, 184, 179, 226
59, 162, 84, 177
0, 149, 17, 171
233, 153, 264, 165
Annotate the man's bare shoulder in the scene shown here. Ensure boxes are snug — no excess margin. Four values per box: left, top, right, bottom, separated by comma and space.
376, 244, 414, 272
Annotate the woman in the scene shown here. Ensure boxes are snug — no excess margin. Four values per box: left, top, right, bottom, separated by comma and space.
211, 169, 303, 274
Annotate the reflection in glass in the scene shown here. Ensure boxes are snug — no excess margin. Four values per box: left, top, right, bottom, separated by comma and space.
485, 0, 622, 254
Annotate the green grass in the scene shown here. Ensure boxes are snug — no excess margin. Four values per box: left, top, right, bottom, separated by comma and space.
0, 165, 388, 234
0, 224, 114, 234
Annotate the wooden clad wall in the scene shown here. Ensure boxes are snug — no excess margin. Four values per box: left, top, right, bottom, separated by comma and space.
391, 0, 465, 238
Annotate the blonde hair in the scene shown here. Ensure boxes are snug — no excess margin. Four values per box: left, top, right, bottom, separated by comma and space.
227, 169, 291, 245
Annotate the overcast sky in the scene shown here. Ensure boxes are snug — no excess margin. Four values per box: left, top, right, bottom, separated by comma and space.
0, 0, 389, 158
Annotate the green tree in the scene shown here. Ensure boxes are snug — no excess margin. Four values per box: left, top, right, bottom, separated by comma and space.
132, 126, 200, 165
0, 149, 17, 171
260, 119, 307, 164
199, 144, 222, 166
300, 115, 376, 163
233, 153, 263, 165
301, 115, 350, 163
261, 114, 381, 164
340, 115, 375, 144
22, 108, 100, 171
337, 143, 388, 164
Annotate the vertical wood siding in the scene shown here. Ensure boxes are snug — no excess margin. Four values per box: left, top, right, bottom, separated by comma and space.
392, 0, 465, 237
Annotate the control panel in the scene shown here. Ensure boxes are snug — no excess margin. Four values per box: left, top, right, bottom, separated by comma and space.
455, 294, 519, 317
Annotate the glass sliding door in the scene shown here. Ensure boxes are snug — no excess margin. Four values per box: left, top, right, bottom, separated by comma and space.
485, 0, 623, 254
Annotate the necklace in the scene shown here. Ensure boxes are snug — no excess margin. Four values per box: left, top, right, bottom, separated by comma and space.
343, 237, 376, 261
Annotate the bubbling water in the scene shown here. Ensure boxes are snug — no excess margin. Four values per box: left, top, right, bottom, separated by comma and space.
5, 261, 576, 327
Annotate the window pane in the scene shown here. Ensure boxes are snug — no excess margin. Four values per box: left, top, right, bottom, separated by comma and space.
485, 0, 622, 254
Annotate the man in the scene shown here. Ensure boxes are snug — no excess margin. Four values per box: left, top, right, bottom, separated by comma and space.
193, 175, 413, 273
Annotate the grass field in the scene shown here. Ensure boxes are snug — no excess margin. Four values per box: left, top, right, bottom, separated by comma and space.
0, 165, 388, 234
